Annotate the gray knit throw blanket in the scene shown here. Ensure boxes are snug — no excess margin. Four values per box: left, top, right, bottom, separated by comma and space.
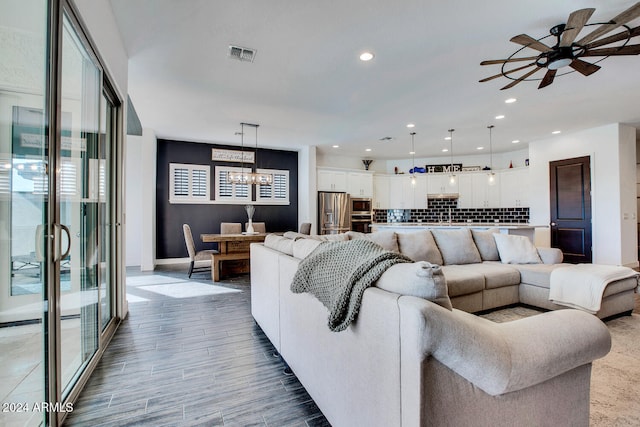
291, 239, 412, 332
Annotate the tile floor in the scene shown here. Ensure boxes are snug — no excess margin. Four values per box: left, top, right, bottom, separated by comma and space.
64, 267, 330, 426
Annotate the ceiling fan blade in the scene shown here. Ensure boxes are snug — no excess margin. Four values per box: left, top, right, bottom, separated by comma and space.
560, 8, 595, 47
500, 67, 542, 90
576, 2, 640, 46
480, 56, 538, 65
538, 69, 557, 89
479, 63, 537, 82
569, 59, 601, 76
585, 25, 640, 49
583, 44, 640, 56
510, 34, 552, 52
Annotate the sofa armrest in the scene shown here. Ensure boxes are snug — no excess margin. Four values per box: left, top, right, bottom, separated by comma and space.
537, 247, 563, 264
398, 296, 610, 396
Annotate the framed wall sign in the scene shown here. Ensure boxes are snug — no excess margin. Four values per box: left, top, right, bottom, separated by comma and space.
211, 148, 255, 163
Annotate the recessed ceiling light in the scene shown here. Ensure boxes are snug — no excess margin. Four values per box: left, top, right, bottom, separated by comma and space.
505, 98, 517, 104
332, 145, 339, 148
495, 115, 505, 119
444, 136, 451, 141
552, 130, 561, 134
442, 148, 449, 152
365, 148, 372, 152
512, 140, 520, 144
409, 151, 415, 155
477, 146, 484, 150
406, 123, 415, 128
359, 51, 374, 61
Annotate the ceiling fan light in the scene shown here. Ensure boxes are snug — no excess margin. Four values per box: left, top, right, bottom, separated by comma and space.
547, 57, 573, 70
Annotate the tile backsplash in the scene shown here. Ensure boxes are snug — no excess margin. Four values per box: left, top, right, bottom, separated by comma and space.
374, 198, 529, 224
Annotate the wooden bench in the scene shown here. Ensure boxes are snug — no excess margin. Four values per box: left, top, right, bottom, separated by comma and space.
211, 252, 250, 282
200, 233, 267, 282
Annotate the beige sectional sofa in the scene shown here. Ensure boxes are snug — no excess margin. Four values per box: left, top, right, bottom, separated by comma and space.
250, 229, 626, 427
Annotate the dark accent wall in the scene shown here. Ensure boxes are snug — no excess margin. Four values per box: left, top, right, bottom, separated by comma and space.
374, 197, 529, 224
156, 139, 298, 259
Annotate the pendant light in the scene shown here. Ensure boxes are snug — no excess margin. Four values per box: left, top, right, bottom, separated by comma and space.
227, 122, 273, 186
410, 132, 417, 187
487, 125, 497, 186
448, 129, 457, 186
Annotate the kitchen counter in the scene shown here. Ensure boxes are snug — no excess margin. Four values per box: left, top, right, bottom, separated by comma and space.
370, 223, 546, 241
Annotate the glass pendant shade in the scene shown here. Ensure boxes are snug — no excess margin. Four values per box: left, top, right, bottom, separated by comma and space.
488, 172, 497, 186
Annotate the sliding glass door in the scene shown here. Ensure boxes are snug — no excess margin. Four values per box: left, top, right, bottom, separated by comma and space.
0, 1, 122, 425
0, 1, 48, 425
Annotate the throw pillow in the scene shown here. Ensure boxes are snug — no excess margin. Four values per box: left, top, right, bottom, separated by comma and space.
348, 230, 399, 252
376, 261, 452, 310
493, 233, 542, 264
396, 231, 444, 265
471, 228, 500, 261
431, 228, 482, 265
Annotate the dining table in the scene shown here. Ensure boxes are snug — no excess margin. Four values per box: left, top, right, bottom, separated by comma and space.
200, 232, 267, 281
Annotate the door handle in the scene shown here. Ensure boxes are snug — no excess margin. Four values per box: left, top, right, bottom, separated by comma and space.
53, 223, 71, 262
550, 222, 557, 226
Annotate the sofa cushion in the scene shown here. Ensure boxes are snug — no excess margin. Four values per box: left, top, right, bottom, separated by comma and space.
292, 239, 323, 259
441, 266, 485, 297
509, 263, 572, 288
396, 231, 444, 265
376, 261, 452, 310
431, 228, 482, 265
493, 233, 542, 264
263, 234, 294, 256
471, 228, 500, 261
461, 262, 521, 289
348, 230, 399, 252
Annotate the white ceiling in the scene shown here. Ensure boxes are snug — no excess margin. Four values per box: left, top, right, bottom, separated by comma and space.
109, 0, 640, 160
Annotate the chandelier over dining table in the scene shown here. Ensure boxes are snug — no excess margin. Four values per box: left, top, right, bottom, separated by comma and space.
227, 122, 273, 185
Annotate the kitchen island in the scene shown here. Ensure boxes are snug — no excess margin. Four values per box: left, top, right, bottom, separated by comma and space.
370, 222, 543, 242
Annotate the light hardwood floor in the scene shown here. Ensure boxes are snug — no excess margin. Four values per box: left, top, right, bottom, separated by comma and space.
64, 267, 330, 426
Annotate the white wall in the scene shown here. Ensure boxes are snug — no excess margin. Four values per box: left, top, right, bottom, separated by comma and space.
529, 123, 637, 267
298, 145, 317, 234
124, 135, 142, 266
318, 148, 529, 175
138, 128, 157, 271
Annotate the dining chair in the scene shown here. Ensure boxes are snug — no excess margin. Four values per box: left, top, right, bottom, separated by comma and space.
220, 222, 242, 234
299, 222, 312, 235
183, 224, 218, 278
245, 222, 266, 233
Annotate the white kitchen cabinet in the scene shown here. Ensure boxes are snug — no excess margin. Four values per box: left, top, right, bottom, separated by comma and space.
458, 172, 501, 208
427, 173, 459, 195
499, 168, 530, 207
348, 172, 374, 198
387, 174, 427, 209
457, 174, 474, 208
317, 168, 347, 192
373, 175, 390, 209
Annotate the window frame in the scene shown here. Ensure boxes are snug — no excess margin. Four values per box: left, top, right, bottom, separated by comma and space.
168, 163, 211, 204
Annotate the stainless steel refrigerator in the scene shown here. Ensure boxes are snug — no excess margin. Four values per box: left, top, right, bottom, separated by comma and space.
318, 191, 351, 234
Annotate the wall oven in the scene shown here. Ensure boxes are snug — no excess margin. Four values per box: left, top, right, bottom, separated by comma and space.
350, 198, 373, 233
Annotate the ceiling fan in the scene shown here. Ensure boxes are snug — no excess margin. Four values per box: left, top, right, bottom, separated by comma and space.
480, 2, 640, 89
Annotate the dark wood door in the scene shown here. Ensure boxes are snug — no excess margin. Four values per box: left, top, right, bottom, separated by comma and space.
549, 156, 592, 263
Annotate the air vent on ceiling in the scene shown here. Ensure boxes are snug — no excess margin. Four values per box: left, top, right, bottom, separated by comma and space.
229, 45, 256, 62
